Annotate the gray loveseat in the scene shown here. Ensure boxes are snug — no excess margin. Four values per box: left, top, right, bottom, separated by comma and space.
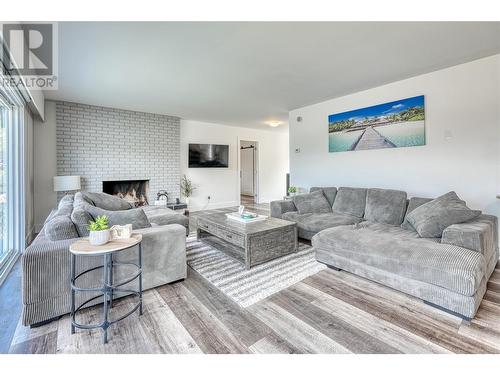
271, 187, 498, 319
22, 192, 189, 327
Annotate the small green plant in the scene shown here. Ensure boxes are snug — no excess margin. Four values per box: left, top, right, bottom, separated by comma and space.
180, 175, 195, 198
87, 215, 109, 232
288, 186, 297, 194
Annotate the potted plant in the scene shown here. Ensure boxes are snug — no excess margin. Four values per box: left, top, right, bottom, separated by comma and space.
88, 215, 111, 246
180, 175, 195, 205
288, 186, 298, 197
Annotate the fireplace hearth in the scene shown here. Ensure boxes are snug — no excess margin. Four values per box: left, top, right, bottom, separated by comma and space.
102, 180, 149, 207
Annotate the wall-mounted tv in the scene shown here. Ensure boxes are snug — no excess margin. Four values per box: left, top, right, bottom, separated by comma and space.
188, 143, 229, 168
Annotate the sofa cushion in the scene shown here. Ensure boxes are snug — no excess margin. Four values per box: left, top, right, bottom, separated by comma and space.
81, 191, 133, 211
312, 221, 485, 296
364, 188, 407, 226
401, 197, 433, 231
44, 214, 79, 241
310, 187, 337, 207
331, 187, 367, 218
282, 211, 362, 238
292, 190, 332, 214
87, 206, 151, 230
141, 205, 189, 233
406, 191, 481, 238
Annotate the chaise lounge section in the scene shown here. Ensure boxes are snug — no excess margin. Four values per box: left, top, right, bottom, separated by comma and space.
271, 187, 498, 319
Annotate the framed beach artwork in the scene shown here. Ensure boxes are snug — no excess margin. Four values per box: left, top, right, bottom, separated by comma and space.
328, 95, 425, 152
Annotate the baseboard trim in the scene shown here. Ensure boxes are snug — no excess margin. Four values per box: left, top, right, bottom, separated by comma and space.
188, 201, 239, 212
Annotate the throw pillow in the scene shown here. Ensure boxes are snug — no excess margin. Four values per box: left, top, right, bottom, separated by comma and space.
44, 215, 79, 241
58, 194, 74, 209
401, 197, 432, 231
309, 187, 337, 207
44, 208, 59, 225
292, 190, 332, 214
71, 208, 93, 237
81, 192, 133, 211
87, 206, 151, 229
74, 192, 95, 208
406, 191, 481, 238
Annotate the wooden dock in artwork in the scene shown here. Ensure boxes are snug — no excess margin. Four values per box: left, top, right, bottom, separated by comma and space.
350, 126, 396, 151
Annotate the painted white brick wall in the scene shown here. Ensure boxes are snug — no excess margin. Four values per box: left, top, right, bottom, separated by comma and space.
56, 101, 180, 203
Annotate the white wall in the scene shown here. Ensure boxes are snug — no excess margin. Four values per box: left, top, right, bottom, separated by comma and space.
181, 120, 289, 211
34, 101, 57, 232
290, 55, 500, 219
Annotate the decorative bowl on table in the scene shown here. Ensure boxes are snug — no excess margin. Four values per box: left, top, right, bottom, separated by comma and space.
241, 212, 258, 219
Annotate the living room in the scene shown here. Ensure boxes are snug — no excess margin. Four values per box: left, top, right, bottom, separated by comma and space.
2, 1, 500, 373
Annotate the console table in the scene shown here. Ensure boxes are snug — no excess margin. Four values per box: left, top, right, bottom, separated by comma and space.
69, 234, 143, 344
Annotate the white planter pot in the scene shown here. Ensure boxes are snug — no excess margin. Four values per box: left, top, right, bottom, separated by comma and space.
89, 229, 110, 246
184, 197, 190, 205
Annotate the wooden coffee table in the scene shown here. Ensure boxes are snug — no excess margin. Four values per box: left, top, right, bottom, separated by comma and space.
196, 213, 297, 269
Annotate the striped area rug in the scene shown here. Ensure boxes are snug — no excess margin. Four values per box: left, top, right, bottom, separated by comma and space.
186, 236, 326, 308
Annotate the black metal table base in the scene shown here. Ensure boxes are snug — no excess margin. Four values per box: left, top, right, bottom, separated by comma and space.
70, 243, 143, 344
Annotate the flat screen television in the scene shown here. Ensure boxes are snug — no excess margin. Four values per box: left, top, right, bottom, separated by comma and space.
188, 143, 229, 168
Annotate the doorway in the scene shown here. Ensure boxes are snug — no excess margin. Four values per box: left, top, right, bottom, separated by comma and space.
239, 140, 258, 205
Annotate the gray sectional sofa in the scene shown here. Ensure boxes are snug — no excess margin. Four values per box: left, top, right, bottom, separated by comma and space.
22, 192, 189, 327
271, 187, 498, 319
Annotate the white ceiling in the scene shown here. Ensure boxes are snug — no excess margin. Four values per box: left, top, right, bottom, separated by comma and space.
46, 22, 500, 130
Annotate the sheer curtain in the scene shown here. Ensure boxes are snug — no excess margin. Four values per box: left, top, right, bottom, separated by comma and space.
0, 73, 26, 283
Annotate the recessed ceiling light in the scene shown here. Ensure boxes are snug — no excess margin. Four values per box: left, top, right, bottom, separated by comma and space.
267, 121, 282, 127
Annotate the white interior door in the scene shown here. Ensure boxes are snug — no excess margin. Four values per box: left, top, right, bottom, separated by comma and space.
240, 147, 254, 196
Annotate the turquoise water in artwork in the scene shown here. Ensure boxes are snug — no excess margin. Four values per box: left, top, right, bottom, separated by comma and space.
329, 130, 363, 152
328, 121, 425, 152
375, 121, 425, 147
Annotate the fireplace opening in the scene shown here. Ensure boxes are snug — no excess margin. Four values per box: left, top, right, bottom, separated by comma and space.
102, 180, 149, 207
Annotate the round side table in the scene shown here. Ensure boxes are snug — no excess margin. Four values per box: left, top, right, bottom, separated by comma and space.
69, 234, 143, 344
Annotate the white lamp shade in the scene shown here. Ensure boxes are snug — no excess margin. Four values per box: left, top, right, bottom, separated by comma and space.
54, 176, 81, 192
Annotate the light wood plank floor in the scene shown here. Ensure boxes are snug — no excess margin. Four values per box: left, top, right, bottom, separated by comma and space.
6, 202, 500, 354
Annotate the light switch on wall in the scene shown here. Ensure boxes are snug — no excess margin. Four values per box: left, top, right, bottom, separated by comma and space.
444, 130, 453, 140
